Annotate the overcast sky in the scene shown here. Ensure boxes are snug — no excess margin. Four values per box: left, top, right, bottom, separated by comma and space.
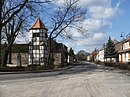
55, 0, 130, 53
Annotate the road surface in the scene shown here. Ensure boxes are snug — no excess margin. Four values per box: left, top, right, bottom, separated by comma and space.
0, 62, 130, 97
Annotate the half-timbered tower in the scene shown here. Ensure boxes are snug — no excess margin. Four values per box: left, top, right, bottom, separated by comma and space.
29, 18, 48, 65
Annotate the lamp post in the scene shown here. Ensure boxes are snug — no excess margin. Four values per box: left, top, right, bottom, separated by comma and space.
120, 32, 126, 62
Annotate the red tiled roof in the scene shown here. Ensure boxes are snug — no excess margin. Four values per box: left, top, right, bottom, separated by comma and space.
125, 37, 130, 42
119, 48, 130, 53
91, 51, 98, 56
116, 37, 130, 53
47, 39, 67, 53
116, 41, 130, 53
115, 42, 122, 53
30, 18, 48, 30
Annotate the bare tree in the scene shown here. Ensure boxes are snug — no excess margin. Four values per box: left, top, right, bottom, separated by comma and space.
0, 0, 87, 67
0, 0, 29, 67
47, 0, 87, 65
0, 0, 51, 67
2, 17, 24, 66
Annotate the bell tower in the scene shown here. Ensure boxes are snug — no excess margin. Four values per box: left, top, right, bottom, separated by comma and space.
29, 18, 48, 65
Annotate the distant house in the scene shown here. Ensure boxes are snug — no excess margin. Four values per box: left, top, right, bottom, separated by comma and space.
104, 38, 119, 62
91, 50, 98, 62
96, 49, 104, 62
118, 37, 130, 62
68, 48, 75, 64
86, 53, 91, 61
95, 41, 122, 63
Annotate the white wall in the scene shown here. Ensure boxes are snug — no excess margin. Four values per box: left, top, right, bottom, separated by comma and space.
119, 41, 130, 62
119, 53, 130, 62
87, 56, 90, 61
96, 49, 104, 62
29, 29, 48, 65
123, 42, 130, 50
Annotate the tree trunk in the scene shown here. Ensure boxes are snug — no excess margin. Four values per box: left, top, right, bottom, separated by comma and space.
2, 38, 14, 67
47, 38, 52, 66
0, 27, 2, 68
0, 0, 2, 67
8, 51, 12, 64
2, 49, 9, 67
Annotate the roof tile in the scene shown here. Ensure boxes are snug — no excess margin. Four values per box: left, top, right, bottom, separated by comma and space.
30, 18, 48, 30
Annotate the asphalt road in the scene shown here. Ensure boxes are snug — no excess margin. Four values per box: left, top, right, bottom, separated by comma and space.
0, 62, 98, 81
0, 61, 130, 97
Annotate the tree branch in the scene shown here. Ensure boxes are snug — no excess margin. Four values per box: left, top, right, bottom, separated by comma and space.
2, 0, 28, 27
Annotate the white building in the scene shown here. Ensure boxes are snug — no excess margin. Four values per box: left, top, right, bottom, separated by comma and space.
29, 18, 48, 65
86, 54, 91, 61
96, 49, 104, 62
119, 37, 130, 62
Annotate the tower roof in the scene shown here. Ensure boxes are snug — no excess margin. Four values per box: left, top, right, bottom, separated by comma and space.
30, 18, 48, 30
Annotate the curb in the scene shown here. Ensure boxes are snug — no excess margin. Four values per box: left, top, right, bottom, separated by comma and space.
0, 65, 73, 75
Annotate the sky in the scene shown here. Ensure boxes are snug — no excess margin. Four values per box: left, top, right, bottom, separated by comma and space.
15, 0, 130, 54
55, 0, 130, 53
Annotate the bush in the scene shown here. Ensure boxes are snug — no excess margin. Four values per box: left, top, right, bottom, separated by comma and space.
97, 62, 130, 70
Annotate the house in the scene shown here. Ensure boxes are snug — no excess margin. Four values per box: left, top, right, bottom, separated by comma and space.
68, 48, 75, 64
2, 44, 29, 67
90, 50, 98, 62
115, 42, 122, 62
118, 37, 130, 62
96, 49, 104, 62
2, 18, 72, 67
86, 53, 91, 61
29, 18, 48, 66
48, 39, 68, 66
104, 38, 118, 62
104, 42, 121, 62
95, 41, 122, 63
53, 43, 68, 66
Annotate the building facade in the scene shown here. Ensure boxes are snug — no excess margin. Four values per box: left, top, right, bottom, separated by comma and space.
96, 49, 104, 62
29, 19, 48, 65
86, 54, 91, 61
48, 39, 68, 66
119, 37, 130, 62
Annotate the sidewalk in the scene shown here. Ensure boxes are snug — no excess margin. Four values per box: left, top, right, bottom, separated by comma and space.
0, 65, 73, 75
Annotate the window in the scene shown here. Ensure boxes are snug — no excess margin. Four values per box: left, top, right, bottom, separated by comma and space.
33, 33, 39, 37
33, 45, 40, 50
40, 37, 43, 41
129, 53, 130, 59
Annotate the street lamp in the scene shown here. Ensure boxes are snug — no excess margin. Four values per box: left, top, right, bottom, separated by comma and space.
120, 32, 125, 39
120, 32, 126, 62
